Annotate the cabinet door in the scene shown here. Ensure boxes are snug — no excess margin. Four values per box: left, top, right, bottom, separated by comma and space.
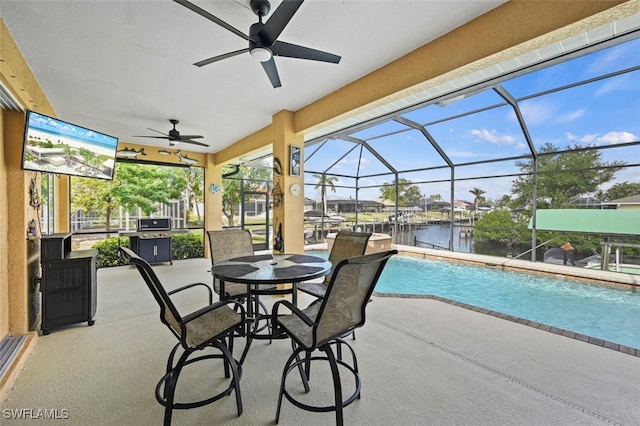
155, 237, 172, 262
137, 239, 156, 263
42, 259, 89, 328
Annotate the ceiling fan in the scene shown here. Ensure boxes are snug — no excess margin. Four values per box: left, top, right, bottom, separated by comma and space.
133, 119, 209, 147
174, 0, 341, 88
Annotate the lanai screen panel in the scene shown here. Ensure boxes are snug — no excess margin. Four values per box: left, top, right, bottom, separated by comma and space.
502, 37, 640, 99
365, 128, 448, 172
418, 91, 530, 164
454, 159, 525, 181
350, 120, 408, 142
304, 138, 358, 176
518, 69, 640, 153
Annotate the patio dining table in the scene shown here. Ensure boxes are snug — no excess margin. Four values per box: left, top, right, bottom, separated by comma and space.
212, 253, 332, 361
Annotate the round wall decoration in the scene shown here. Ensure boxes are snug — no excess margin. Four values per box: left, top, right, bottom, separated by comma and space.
209, 183, 221, 194
289, 183, 301, 196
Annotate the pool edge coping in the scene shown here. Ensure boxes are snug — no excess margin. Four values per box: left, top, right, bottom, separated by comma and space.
394, 245, 640, 289
373, 292, 640, 358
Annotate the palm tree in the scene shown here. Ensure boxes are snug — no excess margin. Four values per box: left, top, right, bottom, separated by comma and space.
469, 187, 486, 210
469, 187, 486, 227
313, 173, 338, 215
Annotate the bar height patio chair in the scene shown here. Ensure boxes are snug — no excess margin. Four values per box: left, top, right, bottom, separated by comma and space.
208, 229, 277, 302
298, 230, 372, 342
208, 229, 290, 336
272, 249, 397, 425
297, 231, 372, 299
119, 247, 245, 425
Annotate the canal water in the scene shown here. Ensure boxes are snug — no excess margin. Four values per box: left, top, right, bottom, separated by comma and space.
392, 224, 532, 259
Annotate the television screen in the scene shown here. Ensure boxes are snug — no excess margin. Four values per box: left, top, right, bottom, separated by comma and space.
21, 110, 119, 180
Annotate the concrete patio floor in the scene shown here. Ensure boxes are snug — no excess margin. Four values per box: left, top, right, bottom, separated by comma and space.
1, 254, 639, 425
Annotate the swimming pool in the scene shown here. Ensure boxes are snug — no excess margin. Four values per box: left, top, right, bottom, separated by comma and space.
376, 255, 640, 350
310, 251, 640, 350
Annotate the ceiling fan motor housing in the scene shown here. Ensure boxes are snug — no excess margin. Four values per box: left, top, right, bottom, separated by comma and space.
250, 0, 270, 17
168, 129, 180, 140
249, 22, 268, 51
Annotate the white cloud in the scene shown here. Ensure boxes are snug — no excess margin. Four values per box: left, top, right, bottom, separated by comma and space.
594, 78, 628, 97
584, 43, 628, 77
511, 100, 554, 126
556, 108, 585, 123
567, 131, 637, 145
470, 129, 514, 145
579, 134, 598, 144
446, 149, 478, 158
597, 131, 636, 144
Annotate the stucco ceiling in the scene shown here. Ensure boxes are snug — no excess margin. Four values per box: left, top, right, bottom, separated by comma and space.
0, 0, 507, 155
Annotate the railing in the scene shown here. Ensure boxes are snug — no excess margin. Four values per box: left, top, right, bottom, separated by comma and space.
414, 237, 449, 251
509, 238, 554, 260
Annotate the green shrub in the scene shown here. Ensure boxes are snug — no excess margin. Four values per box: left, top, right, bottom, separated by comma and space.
172, 233, 204, 260
93, 232, 204, 268
93, 237, 129, 268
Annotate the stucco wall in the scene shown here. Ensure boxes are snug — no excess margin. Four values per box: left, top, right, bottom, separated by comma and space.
0, 110, 7, 338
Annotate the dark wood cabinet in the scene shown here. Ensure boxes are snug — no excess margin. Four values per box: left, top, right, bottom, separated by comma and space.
40, 233, 97, 335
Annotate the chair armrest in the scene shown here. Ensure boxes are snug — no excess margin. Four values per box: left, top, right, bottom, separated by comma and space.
168, 282, 213, 304
182, 299, 245, 324
272, 299, 315, 327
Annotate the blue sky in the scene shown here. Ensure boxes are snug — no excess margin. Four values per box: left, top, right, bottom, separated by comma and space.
28, 111, 119, 147
303, 37, 640, 203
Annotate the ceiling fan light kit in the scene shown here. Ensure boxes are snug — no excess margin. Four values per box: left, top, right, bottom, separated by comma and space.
250, 46, 273, 62
174, 0, 341, 88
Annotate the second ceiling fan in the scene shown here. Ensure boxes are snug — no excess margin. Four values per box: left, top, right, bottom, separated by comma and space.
174, 0, 341, 88
133, 119, 208, 147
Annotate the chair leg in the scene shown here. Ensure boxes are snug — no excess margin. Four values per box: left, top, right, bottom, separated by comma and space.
223, 335, 232, 379
292, 341, 310, 393
322, 344, 344, 426
163, 344, 181, 401
162, 349, 191, 426
336, 338, 361, 400
303, 349, 312, 386
276, 347, 304, 424
215, 339, 243, 417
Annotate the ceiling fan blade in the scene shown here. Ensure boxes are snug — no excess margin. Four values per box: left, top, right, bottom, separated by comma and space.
194, 48, 250, 67
272, 40, 341, 63
178, 135, 204, 139
147, 128, 170, 136
261, 58, 281, 88
132, 135, 170, 139
173, 0, 250, 41
182, 139, 209, 147
259, 0, 304, 45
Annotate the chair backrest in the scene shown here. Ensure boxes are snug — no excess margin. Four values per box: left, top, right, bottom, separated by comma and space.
207, 229, 255, 290
314, 249, 397, 346
325, 231, 372, 284
119, 246, 183, 339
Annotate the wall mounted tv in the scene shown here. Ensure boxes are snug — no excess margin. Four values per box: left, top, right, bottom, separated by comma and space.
21, 110, 119, 180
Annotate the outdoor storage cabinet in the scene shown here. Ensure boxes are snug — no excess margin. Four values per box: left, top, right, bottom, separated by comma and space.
40, 233, 97, 335
129, 235, 173, 264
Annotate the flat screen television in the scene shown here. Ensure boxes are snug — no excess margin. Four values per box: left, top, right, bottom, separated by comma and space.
21, 110, 119, 180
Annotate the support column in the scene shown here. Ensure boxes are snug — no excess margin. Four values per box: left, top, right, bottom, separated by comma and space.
54, 176, 70, 232
204, 154, 224, 258
271, 110, 304, 254
4, 110, 33, 334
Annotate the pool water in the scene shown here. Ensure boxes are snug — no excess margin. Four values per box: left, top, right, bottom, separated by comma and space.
311, 252, 640, 349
